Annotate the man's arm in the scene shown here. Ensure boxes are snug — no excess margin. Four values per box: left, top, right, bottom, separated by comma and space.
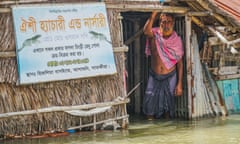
175, 58, 183, 96
143, 11, 158, 37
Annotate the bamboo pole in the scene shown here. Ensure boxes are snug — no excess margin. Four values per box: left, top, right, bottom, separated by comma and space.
0, 52, 15, 58
208, 26, 240, 45
0, 98, 129, 118
191, 16, 205, 29
190, 30, 196, 118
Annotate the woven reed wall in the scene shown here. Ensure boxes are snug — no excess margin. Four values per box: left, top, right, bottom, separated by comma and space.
0, 1, 128, 138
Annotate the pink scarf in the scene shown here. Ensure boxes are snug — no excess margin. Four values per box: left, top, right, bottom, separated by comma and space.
145, 27, 184, 70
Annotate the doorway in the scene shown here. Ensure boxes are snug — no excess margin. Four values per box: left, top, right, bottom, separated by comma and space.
121, 12, 188, 118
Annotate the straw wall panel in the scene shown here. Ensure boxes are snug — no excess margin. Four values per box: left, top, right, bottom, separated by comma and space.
0, 1, 128, 137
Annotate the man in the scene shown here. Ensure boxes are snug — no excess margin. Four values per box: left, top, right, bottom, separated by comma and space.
143, 11, 184, 120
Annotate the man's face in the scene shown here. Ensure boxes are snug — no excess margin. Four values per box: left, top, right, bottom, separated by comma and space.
159, 15, 174, 37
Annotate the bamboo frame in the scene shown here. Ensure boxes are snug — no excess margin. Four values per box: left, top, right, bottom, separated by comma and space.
67, 115, 129, 130
0, 98, 129, 118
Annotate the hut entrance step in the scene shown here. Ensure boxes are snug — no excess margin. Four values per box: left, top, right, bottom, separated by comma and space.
65, 106, 112, 131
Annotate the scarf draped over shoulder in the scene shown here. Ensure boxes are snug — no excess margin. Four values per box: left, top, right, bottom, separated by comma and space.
145, 27, 184, 70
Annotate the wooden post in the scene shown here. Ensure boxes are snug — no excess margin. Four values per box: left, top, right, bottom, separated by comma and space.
79, 118, 82, 131
122, 103, 128, 129
185, 15, 192, 119
93, 114, 96, 131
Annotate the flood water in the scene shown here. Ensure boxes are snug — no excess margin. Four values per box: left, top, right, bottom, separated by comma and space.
2, 114, 240, 144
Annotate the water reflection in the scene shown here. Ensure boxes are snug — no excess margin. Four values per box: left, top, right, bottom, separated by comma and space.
2, 114, 240, 144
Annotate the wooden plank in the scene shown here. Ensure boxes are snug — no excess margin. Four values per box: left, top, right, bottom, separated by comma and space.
0, 8, 10, 13
0, 51, 16, 58
1, 2, 188, 14
0, 47, 126, 58
113, 46, 129, 52
107, 4, 188, 13
188, 11, 211, 16
185, 15, 192, 119
191, 16, 204, 28
0, 0, 48, 5
214, 74, 240, 80
218, 66, 239, 75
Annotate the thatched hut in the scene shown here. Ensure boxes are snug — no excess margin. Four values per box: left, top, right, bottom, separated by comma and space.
0, 0, 240, 139
0, 0, 129, 139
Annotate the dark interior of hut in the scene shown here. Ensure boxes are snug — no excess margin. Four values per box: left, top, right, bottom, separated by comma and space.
121, 12, 148, 114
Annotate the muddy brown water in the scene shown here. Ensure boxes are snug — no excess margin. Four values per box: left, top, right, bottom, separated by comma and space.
2, 114, 240, 144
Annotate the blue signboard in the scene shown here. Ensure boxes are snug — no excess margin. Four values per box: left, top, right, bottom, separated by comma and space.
12, 3, 116, 84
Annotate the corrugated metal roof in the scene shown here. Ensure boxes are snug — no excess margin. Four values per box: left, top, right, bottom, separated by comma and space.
213, 0, 240, 22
